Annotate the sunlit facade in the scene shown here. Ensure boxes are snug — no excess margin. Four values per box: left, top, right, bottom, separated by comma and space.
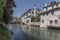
21, 7, 41, 25
21, 1, 60, 28
40, 1, 60, 27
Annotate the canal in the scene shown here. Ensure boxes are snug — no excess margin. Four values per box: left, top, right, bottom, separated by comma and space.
8, 24, 60, 40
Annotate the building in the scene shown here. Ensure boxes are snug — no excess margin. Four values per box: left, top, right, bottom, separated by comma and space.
21, 1, 60, 28
10, 17, 21, 24
21, 7, 41, 25
40, 1, 60, 27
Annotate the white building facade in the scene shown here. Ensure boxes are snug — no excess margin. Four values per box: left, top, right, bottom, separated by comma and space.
21, 7, 41, 25
40, 1, 60, 27
21, 1, 60, 28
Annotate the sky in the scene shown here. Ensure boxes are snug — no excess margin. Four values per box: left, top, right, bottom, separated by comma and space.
13, 0, 60, 17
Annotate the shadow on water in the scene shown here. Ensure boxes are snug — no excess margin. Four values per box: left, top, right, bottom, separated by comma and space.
8, 24, 60, 40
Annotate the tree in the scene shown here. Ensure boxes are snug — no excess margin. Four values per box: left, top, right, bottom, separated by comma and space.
0, 0, 6, 22
2, 0, 16, 24
31, 16, 40, 22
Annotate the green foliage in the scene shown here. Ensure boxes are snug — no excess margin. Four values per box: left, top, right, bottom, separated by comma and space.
31, 16, 40, 22
2, 0, 16, 24
9, 16, 13, 22
0, 24, 10, 40
31, 16, 35, 22
0, 0, 6, 21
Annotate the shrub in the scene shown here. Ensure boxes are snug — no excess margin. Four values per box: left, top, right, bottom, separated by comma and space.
31, 16, 40, 22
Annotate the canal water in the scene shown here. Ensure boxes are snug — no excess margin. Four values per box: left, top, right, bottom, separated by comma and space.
8, 24, 60, 40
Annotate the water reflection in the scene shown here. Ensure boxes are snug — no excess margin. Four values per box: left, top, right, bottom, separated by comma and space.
21, 25, 60, 40
8, 24, 60, 40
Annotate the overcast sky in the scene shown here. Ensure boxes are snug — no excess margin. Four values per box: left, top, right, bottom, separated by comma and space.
13, 0, 60, 17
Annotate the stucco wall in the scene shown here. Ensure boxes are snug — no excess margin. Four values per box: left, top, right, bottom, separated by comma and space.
40, 12, 60, 27
47, 6, 52, 10
54, 9, 60, 15
58, 4, 60, 7
25, 18, 31, 25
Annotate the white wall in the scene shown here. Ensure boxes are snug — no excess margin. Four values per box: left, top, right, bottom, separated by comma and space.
40, 14, 48, 27
40, 11, 60, 27
25, 18, 31, 24
47, 6, 52, 10
28, 13, 31, 16
48, 15, 59, 26
58, 3, 60, 7
40, 3, 60, 27
21, 16, 26, 24
43, 8, 46, 11
54, 9, 60, 15
54, 5, 57, 8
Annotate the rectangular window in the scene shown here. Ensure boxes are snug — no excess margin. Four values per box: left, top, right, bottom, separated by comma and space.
42, 19, 44, 23
32, 12, 34, 14
31, 12, 34, 16
43, 14, 45, 16
51, 11, 54, 15
47, 13, 48, 16
26, 20, 29, 23
54, 20, 58, 24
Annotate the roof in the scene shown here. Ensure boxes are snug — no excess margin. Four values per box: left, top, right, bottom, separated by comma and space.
44, 1, 60, 8
40, 7, 60, 15
21, 8, 41, 17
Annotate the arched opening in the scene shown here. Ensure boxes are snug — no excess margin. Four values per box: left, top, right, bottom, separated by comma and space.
50, 20, 53, 24
54, 20, 58, 24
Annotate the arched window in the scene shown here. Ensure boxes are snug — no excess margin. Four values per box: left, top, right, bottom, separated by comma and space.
54, 20, 58, 24
50, 20, 53, 24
